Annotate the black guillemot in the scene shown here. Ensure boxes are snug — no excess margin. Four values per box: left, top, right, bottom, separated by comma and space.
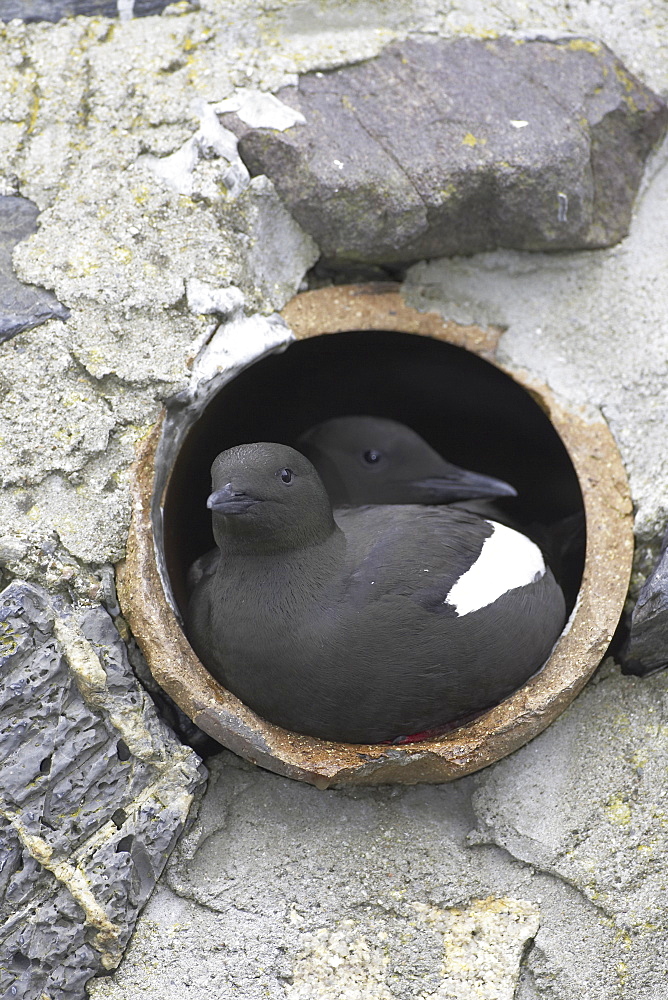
297, 415, 517, 507
297, 415, 585, 605
186, 443, 566, 745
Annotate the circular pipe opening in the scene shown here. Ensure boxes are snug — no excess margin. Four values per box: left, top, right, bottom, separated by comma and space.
165, 328, 584, 619
118, 284, 633, 787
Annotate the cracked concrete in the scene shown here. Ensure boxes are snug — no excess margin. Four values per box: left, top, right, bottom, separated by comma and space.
89, 657, 667, 998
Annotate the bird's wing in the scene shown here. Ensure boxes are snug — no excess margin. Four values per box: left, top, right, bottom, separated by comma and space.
186, 547, 219, 595
334, 504, 494, 612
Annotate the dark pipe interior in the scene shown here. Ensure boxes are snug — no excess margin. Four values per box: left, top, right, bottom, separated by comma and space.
164, 329, 585, 616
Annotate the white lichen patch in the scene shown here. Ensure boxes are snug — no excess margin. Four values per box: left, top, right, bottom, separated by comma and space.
141, 103, 250, 199
185, 278, 245, 318
287, 898, 539, 999
288, 921, 393, 1000
212, 88, 306, 129
0, 325, 118, 488
412, 897, 541, 999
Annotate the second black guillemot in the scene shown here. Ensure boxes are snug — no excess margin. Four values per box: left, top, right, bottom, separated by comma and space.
297, 415, 517, 507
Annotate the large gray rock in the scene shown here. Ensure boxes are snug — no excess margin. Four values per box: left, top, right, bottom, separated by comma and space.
0, 581, 205, 1000
622, 530, 668, 675
228, 37, 668, 267
0, 196, 69, 341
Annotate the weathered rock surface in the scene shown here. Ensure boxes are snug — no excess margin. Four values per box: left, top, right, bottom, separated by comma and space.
0, 1, 667, 996
621, 530, 668, 675
88, 659, 668, 999
229, 36, 668, 267
472, 658, 668, 996
0, 580, 205, 1000
0, 0, 171, 21
0, 195, 69, 341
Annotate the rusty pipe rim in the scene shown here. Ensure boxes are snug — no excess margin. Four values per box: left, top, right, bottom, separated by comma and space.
117, 284, 633, 787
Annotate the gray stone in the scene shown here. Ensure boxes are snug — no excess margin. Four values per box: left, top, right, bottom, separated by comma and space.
228, 36, 667, 268
0, 580, 205, 1000
0, 1, 172, 22
0, 195, 69, 341
622, 531, 668, 675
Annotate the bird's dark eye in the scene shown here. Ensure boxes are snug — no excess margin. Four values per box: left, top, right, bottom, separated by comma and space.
363, 450, 383, 465
280, 468, 293, 484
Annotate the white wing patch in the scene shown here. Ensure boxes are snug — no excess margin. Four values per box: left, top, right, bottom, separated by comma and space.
446, 521, 546, 617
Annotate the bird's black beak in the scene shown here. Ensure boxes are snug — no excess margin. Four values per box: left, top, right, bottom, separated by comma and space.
207, 483, 261, 515
408, 467, 518, 503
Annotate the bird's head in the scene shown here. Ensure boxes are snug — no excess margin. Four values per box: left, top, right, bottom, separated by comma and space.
208, 442, 336, 552
297, 415, 517, 506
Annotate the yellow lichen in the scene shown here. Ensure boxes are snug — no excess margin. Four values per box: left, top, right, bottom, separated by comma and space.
615, 65, 636, 93
567, 39, 602, 56
0, 622, 18, 656
112, 246, 133, 264
462, 133, 486, 148
605, 793, 631, 826
27, 84, 40, 135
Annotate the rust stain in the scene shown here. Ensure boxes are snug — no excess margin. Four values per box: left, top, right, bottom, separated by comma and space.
281, 283, 502, 360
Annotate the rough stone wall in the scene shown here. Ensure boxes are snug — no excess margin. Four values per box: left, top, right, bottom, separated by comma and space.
1, 1, 668, 998
0, 581, 205, 998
